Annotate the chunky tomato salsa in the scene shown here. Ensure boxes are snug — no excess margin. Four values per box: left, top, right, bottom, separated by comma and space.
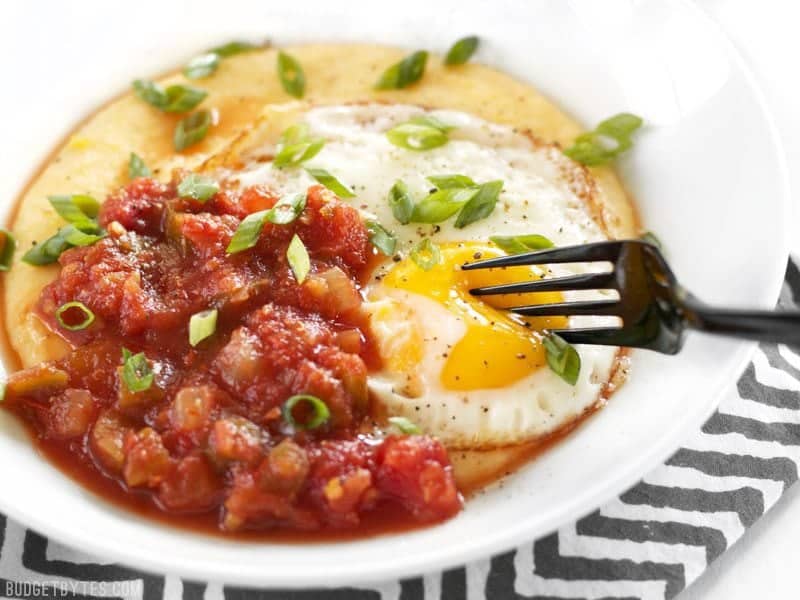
4, 176, 461, 533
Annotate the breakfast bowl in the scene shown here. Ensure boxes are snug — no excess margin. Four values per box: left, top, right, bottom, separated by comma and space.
0, 0, 790, 587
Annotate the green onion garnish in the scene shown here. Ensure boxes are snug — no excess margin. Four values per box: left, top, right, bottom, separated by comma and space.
177, 174, 219, 202
128, 152, 152, 179
282, 394, 330, 430
60, 224, 105, 246
375, 51, 428, 90
48, 194, 99, 225
387, 180, 414, 225
273, 123, 325, 168
365, 220, 397, 256
410, 238, 440, 271
189, 308, 218, 347
388, 416, 421, 434
226, 210, 269, 254
427, 174, 476, 189
454, 179, 503, 229
444, 36, 479, 65
411, 187, 477, 223
277, 51, 306, 99
490, 234, 554, 254
174, 110, 212, 152
543, 332, 581, 386
132, 80, 207, 113
564, 113, 643, 166
22, 223, 106, 266
287, 234, 310, 284
267, 192, 307, 225
225, 192, 308, 254
183, 53, 220, 80
183, 40, 258, 79
55, 301, 95, 331
209, 40, 257, 57
121, 348, 154, 393
305, 168, 355, 198
386, 117, 452, 151
0, 229, 15, 272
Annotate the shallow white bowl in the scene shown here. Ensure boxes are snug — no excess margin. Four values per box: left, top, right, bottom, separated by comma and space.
0, 0, 790, 587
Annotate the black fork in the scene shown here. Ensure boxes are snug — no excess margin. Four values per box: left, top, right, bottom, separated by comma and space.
464, 240, 800, 354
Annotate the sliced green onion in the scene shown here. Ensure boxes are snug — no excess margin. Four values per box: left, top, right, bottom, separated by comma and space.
386, 121, 450, 151
266, 192, 307, 225
427, 174, 476, 189
183, 52, 220, 79
189, 308, 218, 347
365, 220, 397, 256
279, 123, 310, 146
162, 84, 208, 113
375, 51, 428, 90
274, 137, 325, 168
305, 168, 355, 198
0, 381, 6, 403
174, 110, 212, 152
177, 173, 219, 202
564, 113, 643, 166
444, 36, 479, 65
282, 394, 330, 430
490, 234, 554, 254
209, 40, 258, 58
226, 210, 269, 254
55, 301, 95, 331
387, 180, 414, 225
640, 231, 662, 249
60, 224, 105, 246
411, 187, 477, 223
22, 234, 70, 266
48, 194, 100, 224
22, 223, 105, 266
132, 79, 167, 107
226, 193, 307, 253
128, 152, 152, 179
454, 179, 503, 228
121, 348, 154, 393
410, 238, 440, 271
543, 332, 581, 386
132, 80, 207, 113
277, 51, 306, 99
0, 229, 15, 272
388, 416, 421, 434
287, 234, 310, 284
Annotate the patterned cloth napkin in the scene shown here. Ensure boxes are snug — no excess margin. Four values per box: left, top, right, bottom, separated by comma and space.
2, 260, 798, 600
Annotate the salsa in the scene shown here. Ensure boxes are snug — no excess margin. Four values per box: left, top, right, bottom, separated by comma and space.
4, 175, 461, 534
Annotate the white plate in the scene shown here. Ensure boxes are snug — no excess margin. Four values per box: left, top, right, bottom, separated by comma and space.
0, 0, 790, 588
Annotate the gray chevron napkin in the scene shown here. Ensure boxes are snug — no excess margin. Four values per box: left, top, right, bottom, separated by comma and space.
2, 259, 798, 600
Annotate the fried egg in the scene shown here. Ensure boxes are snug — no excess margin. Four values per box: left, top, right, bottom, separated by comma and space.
230, 103, 622, 449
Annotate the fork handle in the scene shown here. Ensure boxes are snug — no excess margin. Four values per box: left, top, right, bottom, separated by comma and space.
683, 297, 800, 345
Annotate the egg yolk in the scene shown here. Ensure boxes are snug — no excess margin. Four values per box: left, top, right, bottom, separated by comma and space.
382, 241, 568, 391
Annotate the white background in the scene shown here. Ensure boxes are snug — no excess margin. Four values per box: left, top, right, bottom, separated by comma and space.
680, 1, 800, 598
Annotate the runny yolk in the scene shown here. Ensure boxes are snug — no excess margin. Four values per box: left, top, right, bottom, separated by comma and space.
382, 241, 568, 391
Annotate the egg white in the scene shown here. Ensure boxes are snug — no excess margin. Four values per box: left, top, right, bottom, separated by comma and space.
229, 103, 622, 449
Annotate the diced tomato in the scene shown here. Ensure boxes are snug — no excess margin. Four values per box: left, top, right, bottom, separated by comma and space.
45, 389, 97, 439
158, 455, 220, 512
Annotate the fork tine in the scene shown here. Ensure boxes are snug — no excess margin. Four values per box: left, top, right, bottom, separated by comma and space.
552, 327, 634, 347
461, 241, 624, 271
470, 272, 616, 296
511, 299, 620, 317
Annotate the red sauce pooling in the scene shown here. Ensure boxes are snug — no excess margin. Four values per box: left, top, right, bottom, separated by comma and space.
5, 176, 462, 534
